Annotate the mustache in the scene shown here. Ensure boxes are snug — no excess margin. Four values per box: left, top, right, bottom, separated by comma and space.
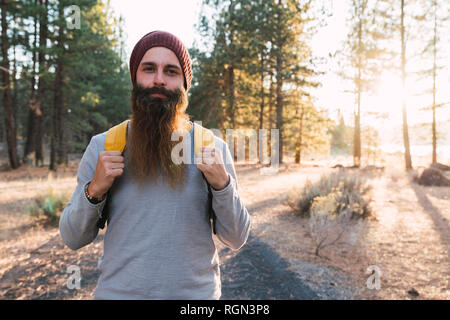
132, 85, 182, 110
140, 85, 177, 98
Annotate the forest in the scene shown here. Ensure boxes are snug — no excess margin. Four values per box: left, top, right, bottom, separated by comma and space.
1, 0, 448, 171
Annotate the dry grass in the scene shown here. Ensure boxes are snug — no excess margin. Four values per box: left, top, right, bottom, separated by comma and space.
0, 165, 79, 291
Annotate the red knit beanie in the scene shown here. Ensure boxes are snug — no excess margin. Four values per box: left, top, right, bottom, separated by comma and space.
129, 30, 192, 91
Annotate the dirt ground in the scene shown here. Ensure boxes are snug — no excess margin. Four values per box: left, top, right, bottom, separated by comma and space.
0, 159, 449, 300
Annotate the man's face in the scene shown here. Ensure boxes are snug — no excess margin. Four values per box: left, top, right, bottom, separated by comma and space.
135, 46, 185, 94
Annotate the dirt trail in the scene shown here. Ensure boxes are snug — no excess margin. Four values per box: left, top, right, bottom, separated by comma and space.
215, 164, 358, 299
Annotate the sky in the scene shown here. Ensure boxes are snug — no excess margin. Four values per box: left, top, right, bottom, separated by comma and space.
109, 0, 450, 150
109, 0, 202, 56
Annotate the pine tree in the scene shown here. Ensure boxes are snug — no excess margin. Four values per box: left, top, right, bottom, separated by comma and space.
414, 0, 449, 165
2, 0, 130, 169
23, 0, 41, 164
191, 0, 319, 164
1, 0, 20, 169
400, 0, 413, 169
339, 0, 385, 167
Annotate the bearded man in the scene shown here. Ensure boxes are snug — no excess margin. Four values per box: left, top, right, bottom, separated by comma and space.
59, 31, 250, 300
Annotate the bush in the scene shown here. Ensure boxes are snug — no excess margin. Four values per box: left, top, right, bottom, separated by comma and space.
287, 170, 371, 257
289, 170, 371, 219
308, 190, 367, 256
27, 186, 70, 225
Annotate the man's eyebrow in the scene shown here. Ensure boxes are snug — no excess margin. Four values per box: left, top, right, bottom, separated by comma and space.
141, 61, 182, 71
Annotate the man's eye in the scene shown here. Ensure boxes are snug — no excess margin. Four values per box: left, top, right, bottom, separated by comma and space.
144, 67, 154, 71
167, 69, 178, 75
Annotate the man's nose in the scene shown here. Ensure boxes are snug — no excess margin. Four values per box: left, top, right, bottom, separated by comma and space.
153, 68, 166, 87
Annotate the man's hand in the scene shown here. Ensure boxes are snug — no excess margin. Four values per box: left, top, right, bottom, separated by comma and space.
89, 151, 125, 198
196, 147, 230, 190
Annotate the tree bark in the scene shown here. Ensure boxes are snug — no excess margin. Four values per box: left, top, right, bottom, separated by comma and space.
50, 62, 64, 170
258, 51, 265, 164
275, 53, 283, 164
227, 0, 236, 130
268, 72, 275, 129
431, 0, 437, 165
294, 103, 305, 164
227, 64, 235, 128
275, 0, 284, 164
35, 0, 48, 167
1, 0, 19, 169
24, 0, 39, 163
50, 3, 67, 170
401, 0, 412, 170
12, 13, 18, 152
353, 10, 362, 167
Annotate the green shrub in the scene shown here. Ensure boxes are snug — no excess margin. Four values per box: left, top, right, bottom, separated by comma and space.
27, 186, 70, 225
289, 170, 371, 219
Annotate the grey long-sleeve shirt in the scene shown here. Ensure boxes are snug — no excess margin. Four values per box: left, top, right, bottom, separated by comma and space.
59, 123, 250, 299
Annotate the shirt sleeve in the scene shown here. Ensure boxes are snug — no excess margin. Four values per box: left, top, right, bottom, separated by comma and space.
59, 136, 108, 250
210, 141, 251, 251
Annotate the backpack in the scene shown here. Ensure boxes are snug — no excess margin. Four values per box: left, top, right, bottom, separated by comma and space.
96, 119, 218, 234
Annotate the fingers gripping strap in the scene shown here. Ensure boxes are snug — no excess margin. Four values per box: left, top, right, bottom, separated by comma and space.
97, 120, 129, 229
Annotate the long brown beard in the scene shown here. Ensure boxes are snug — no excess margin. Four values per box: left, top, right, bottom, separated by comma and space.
127, 84, 190, 190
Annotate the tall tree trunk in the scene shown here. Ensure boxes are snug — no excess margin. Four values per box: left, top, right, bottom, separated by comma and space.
275, 52, 283, 164
258, 51, 265, 164
227, 0, 236, 130
268, 72, 275, 129
353, 87, 361, 167
354, 13, 362, 168
401, 0, 412, 170
35, 0, 48, 167
57, 85, 68, 166
227, 64, 235, 128
50, 63, 64, 170
431, 0, 437, 165
275, 0, 284, 164
294, 104, 305, 164
12, 13, 18, 142
227, 1, 237, 161
1, 0, 19, 169
51, 3, 67, 170
268, 72, 274, 161
24, 0, 39, 163
227, 65, 237, 161
12, 15, 19, 160
0, 104, 3, 142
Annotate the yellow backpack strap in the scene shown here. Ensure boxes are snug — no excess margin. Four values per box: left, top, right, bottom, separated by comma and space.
193, 122, 215, 155
193, 122, 217, 234
97, 119, 129, 230
104, 119, 130, 152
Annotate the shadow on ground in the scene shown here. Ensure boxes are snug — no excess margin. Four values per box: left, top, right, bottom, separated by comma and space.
410, 182, 450, 261
219, 234, 318, 300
